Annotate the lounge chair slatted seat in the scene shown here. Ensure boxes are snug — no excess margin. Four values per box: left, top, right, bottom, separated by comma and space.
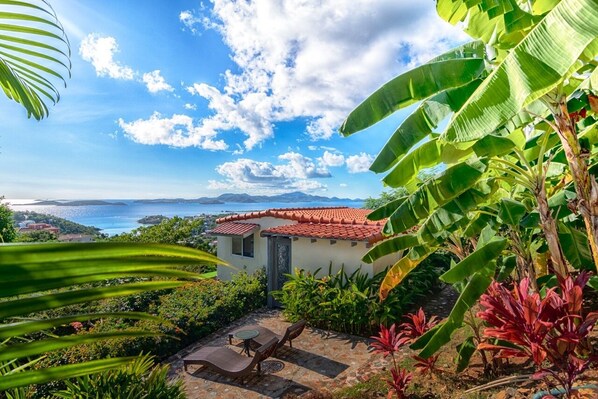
230, 320, 306, 350
183, 337, 278, 377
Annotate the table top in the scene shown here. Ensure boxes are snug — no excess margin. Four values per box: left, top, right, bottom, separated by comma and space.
233, 329, 259, 340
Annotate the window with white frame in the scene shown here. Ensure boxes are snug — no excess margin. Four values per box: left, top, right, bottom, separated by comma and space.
232, 233, 254, 257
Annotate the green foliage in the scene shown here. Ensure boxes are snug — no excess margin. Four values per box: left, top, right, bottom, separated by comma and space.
12, 210, 101, 235
0, 242, 220, 391
110, 216, 215, 255
15, 230, 57, 243
0, 201, 17, 243
363, 188, 408, 210
54, 355, 185, 399
40, 271, 266, 367
0, 0, 71, 119
273, 255, 449, 336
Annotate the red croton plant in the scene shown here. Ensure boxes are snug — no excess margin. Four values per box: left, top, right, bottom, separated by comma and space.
477, 272, 598, 397
370, 308, 439, 399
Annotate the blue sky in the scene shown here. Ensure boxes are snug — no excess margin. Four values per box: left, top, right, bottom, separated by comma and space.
0, 0, 464, 200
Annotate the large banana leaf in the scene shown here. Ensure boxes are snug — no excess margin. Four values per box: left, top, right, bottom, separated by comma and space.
0, 242, 224, 390
440, 237, 507, 283
340, 42, 486, 136
383, 159, 488, 235
362, 234, 420, 264
437, 0, 537, 49
0, 0, 70, 119
379, 246, 434, 300
369, 79, 483, 173
558, 223, 593, 270
442, 0, 598, 144
413, 266, 495, 358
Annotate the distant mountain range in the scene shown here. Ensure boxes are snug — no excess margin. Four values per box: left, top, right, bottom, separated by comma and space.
135, 191, 363, 204
19, 200, 127, 206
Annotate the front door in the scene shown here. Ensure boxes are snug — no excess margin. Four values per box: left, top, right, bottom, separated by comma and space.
267, 236, 291, 307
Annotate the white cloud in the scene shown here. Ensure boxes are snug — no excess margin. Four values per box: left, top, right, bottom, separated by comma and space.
184, 103, 197, 110
320, 150, 345, 167
346, 153, 374, 173
142, 70, 174, 93
79, 34, 135, 79
177, 0, 465, 150
210, 153, 330, 192
118, 112, 227, 151
339, 183, 348, 187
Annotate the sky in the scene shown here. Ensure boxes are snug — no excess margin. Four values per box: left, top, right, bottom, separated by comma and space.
0, 0, 466, 200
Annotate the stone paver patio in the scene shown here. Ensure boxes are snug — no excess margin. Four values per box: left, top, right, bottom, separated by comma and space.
166, 308, 390, 398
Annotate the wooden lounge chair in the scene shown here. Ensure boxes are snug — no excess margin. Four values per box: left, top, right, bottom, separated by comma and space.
183, 337, 278, 377
230, 320, 306, 350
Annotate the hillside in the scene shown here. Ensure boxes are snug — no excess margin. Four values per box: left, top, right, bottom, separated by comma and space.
13, 211, 101, 235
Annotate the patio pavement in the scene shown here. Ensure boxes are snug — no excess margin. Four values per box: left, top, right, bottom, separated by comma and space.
166, 308, 392, 399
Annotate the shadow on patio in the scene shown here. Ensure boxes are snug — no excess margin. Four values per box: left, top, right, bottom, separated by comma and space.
167, 308, 386, 399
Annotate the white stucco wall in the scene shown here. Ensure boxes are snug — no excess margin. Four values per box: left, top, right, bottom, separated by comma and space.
216, 216, 403, 280
217, 217, 294, 280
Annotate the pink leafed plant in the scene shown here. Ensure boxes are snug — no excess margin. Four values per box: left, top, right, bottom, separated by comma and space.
370, 308, 439, 398
477, 272, 598, 397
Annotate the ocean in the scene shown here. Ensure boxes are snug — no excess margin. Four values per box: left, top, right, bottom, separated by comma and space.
7, 199, 364, 236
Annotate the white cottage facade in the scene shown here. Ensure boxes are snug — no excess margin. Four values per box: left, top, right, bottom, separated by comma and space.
210, 207, 400, 306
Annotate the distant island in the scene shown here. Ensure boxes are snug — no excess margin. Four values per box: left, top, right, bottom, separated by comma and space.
135, 191, 362, 205
19, 200, 127, 206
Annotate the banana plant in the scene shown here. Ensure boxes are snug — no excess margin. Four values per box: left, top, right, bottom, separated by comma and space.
0, 242, 223, 391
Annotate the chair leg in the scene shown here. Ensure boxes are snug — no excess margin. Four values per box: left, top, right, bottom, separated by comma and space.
257, 362, 261, 374
228, 334, 233, 345
289, 340, 293, 348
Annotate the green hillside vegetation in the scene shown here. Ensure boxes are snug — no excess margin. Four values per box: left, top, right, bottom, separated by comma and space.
13, 211, 101, 236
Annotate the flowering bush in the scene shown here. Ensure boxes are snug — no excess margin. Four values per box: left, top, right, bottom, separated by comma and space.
477, 272, 598, 397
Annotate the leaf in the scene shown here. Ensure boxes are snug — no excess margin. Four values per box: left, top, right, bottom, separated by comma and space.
498, 198, 527, 226
456, 336, 477, 373
367, 196, 408, 221
379, 247, 434, 300
369, 78, 484, 173
0, 332, 161, 363
0, 357, 136, 391
442, 0, 598, 144
0, 312, 163, 339
383, 159, 488, 235
0, 1, 70, 119
362, 234, 420, 264
340, 49, 485, 135
558, 223, 593, 270
440, 238, 506, 283
417, 268, 495, 358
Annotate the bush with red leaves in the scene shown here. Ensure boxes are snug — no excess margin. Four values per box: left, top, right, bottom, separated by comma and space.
477, 272, 598, 397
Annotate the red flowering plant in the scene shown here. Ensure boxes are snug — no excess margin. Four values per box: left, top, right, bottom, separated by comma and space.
477, 272, 598, 397
370, 308, 439, 399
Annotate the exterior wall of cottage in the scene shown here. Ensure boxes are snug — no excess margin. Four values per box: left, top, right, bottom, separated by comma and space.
216, 217, 294, 280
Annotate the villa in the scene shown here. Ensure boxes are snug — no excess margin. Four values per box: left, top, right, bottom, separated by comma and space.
210, 207, 400, 305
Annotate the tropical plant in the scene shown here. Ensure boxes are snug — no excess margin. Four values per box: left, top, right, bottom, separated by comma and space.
0, 243, 221, 391
340, 0, 598, 371
0, 200, 16, 243
0, 0, 70, 119
53, 354, 185, 399
477, 273, 598, 397
273, 258, 447, 336
370, 309, 439, 399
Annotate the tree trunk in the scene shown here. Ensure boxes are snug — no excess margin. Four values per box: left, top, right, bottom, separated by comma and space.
535, 178, 569, 276
550, 95, 598, 270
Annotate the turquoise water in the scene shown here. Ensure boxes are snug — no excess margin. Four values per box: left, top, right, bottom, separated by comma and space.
9, 200, 363, 236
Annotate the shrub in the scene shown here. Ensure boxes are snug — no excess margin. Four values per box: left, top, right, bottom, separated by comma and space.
53, 355, 185, 399
273, 255, 447, 335
477, 272, 598, 397
38, 270, 266, 376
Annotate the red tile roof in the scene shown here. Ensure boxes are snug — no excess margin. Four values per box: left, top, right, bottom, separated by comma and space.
217, 207, 382, 226
209, 222, 260, 236
261, 223, 384, 244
